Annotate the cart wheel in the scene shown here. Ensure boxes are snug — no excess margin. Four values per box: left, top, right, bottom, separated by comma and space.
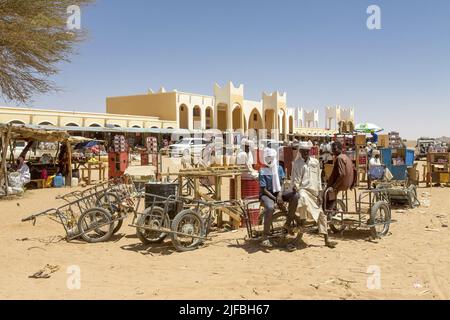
268, 211, 303, 248
328, 199, 347, 234
96, 192, 123, 234
136, 206, 170, 244
77, 207, 114, 243
370, 201, 391, 237
170, 209, 205, 252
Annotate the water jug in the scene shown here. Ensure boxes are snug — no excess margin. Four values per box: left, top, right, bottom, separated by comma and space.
71, 177, 79, 187
54, 174, 64, 188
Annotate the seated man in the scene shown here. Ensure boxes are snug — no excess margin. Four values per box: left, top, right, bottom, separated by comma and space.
259, 148, 299, 248
17, 156, 31, 185
326, 141, 356, 207
291, 142, 337, 248
368, 149, 384, 188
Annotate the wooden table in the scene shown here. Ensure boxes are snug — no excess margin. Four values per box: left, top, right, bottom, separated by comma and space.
174, 166, 247, 229
81, 162, 106, 185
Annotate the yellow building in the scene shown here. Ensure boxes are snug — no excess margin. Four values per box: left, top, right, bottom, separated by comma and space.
0, 106, 177, 129
0, 81, 354, 138
107, 81, 353, 137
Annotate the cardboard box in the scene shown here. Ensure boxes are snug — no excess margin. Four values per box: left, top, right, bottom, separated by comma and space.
378, 135, 389, 148
355, 135, 366, 146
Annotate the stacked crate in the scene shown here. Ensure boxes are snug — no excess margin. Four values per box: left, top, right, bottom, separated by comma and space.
146, 137, 158, 165
389, 132, 403, 148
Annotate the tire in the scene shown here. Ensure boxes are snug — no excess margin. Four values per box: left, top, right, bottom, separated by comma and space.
77, 207, 114, 243
170, 209, 205, 252
328, 199, 347, 234
268, 211, 303, 248
96, 192, 123, 234
370, 201, 391, 237
136, 206, 170, 244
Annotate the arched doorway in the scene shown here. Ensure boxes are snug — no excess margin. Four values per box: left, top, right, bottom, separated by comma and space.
8, 120, 26, 125
65, 123, 79, 127
232, 105, 242, 130
38, 121, 54, 126
179, 104, 189, 129
289, 116, 294, 134
264, 110, 275, 133
217, 103, 228, 131
205, 107, 213, 130
249, 109, 263, 131
132, 125, 142, 128
193, 106, 201, 130
278, 110, 286, 134
89, 123, 102, 127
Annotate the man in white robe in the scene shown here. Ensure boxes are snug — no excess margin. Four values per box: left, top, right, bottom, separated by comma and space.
291, 142, 337, 248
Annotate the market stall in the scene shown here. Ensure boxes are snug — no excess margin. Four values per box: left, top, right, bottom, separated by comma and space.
0, 124, 97, 196
426, 151, 450, 187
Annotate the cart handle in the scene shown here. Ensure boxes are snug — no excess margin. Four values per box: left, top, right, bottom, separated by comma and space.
22, 208, 57, 222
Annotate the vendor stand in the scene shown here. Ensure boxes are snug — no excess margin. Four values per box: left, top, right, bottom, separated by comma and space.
173, 165, 248, 229
380, 147, 415, 182
426, 151, 450, 187
0, 124, 72, 196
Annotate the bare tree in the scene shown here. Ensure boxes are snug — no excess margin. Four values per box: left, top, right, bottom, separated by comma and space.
0, 0, 93, 103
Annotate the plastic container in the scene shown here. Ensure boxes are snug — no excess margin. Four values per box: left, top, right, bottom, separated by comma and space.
71, 177, 79, 187
53, 174, 64, 188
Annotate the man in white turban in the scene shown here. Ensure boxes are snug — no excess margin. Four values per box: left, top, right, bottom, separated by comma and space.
236, 138, 258, 179
291, 141, 337, 248
259, 147, 299, 248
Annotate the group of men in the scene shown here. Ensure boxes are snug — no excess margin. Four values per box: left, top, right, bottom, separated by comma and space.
257, 140, 355, 251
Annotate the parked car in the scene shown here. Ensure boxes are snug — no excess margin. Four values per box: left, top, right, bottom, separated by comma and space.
169, 138, 208, 157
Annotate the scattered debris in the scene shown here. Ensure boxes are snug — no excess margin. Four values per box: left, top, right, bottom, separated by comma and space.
442, 224, 448, 228
29, 264, 60, 279
27, 246, 46, 251
310, 284, 320, 290
252, 288, 259, 296
420, 290, 431, 295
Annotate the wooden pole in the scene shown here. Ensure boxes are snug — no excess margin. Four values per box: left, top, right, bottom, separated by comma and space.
66, 141, 73, 187
1, 126, 12, 195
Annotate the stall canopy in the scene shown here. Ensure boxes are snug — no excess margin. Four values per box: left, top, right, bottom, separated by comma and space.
0, 124, 95, 196
354, 123, 383, 133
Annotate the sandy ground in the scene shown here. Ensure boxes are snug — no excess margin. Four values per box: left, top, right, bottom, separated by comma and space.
0, 159, 449, 300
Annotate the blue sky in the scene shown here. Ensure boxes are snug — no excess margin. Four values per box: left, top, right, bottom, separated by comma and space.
3, 0, 450, 139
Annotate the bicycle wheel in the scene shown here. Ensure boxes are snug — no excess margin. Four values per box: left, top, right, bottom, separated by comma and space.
370, 201, 391, 237
77, 207, 114, 243
268, 211, 303, 247
328, 199, 347, 234
170, 209, 205, 252
136, 206, 170, 244
96, 192, 123, 234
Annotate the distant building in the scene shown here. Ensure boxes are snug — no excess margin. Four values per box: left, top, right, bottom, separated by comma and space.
0, 81, 355, 138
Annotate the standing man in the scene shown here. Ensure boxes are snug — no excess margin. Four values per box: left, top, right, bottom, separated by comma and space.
371, 130, 379, 145
326, 141, 356, 207
236, 139, 258, 179
291, 142, 337, 248
259, 148, 299, 248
